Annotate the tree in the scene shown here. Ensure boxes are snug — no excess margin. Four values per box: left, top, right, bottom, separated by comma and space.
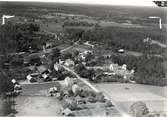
0, 70, 14, 95
0, 24, 17, 56
85, 52, 95, 62
10, 55, 24, 67
29, 55, 41, 66
135, 56, 166, 86
51, 48, 61, 62
129, 101, 149, 117
75, 63, 86, 74
61, 52, 72, 60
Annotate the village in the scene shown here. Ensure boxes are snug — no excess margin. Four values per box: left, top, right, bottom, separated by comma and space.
7, 38, 136, 116
1, 2, 167, 117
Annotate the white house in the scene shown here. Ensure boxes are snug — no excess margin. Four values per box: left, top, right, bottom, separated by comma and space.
64, 59, 74, 67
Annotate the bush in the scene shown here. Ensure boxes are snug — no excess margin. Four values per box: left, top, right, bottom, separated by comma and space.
95, 92, 105, 102
29, 56, 41, 65
105, 100, 113, 107
29, 78, 37, 83
11, 56, 24, 67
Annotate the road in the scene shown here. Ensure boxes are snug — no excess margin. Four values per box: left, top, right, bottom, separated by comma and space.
60, 64, 129, 116
61, 65, 99, 93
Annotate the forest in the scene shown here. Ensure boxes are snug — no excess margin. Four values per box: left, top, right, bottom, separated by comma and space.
82, 27, 166, 54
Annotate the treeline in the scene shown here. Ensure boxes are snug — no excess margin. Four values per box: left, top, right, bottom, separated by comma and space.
0, 57, 14, 95
135, 56, 166, 86
0, 70, 14, 95
111, 54, 166, 86
63, 20, 94, 27
81, 27, 166, 54
0, 23, 55, 53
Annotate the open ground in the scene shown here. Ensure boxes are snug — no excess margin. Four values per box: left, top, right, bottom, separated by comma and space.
94, 83, 167, 115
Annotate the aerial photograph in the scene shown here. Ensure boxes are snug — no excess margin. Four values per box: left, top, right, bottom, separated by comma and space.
0, 0, 167, 116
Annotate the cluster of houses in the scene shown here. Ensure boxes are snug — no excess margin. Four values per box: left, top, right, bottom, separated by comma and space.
90, 63, 135, 83
48, 77, 112, 116
24, 39, 135, 84
25, 53, 76, 83
11, 79, 22, 95
26, 65, 52, 83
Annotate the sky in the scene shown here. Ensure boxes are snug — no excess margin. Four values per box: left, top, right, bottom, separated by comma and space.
1, 0, 157, 7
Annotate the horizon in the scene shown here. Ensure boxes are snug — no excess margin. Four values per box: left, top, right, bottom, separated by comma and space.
0, 0, 157, 7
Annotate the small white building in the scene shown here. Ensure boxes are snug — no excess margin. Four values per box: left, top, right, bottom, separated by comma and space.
122, 64, 127, 70
64, 77, 73, 87
118, 49, 125, 53
84, 41, 95, 48
64, 59, 74, 67
72, 84, 80, 94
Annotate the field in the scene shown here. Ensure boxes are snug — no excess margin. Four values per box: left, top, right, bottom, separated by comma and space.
94, 83, 167, 115
15, 96, 61, 116
0, 82, 62, 116
16, 82, 62, 116
0, 1, 167, 116
41, 22, 63, 33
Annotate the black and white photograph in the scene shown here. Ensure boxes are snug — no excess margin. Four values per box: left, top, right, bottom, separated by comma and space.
0, 0, 167, 116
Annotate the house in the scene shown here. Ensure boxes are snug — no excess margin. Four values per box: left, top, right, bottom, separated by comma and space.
83, 50, 93, 55
54, 63, 60, 71
64, 59, 74, 67
117, 49, 125, 53
103, 72, 116, 76
109, 63, 119, 71
103, 54, 112, 59
79, 54, 86, 61
61, 108, 73, 116
37, 65, 48, 74
59, 59, 64, 64
143, 37, 151, 43
27, 65, 36, 71
64, 77, 73, 87
49, 87, 58, 96
26, 73, 39, 82
45, 43, 52, 49
122, 64, 127, 70
79, 50, 93, 61
72, 83, 80, 94
75, 95, 86, 104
